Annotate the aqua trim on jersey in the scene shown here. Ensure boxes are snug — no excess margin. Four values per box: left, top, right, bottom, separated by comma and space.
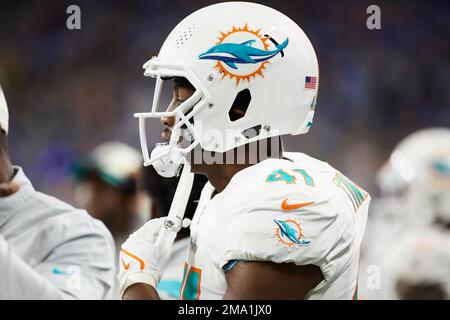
222, 259, 239, 272
333, 172, 368, 212
181, 264, 202, 300
157, 280, 182, 299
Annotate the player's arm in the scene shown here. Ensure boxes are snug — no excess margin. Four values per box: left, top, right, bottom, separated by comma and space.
223, 260, 323, 299
35, 221, 116, 300
0, 234, 63, 299
0, 220, 115, 300
122, 260, 323, 300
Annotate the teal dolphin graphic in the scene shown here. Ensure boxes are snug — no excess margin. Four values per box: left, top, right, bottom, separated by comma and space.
274, 219, 311, 246
198, 38, 288, 69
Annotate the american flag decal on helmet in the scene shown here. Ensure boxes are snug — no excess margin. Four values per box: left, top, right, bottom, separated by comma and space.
304, 76, 317, 90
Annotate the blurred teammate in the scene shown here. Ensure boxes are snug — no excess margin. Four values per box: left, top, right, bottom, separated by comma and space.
382, 226, 450, 299
119, 2, 370, 299
0, 84, 116, 299
140, 166, 207, 299
71, 141, 145, 248
360, 128, 450, 299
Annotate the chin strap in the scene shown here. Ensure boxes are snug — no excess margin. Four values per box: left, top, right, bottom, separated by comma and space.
165, 164, 194, 233
149, 143, 184, 177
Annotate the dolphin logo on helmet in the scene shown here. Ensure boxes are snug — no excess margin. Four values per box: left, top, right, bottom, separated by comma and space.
198, 38, 288, 70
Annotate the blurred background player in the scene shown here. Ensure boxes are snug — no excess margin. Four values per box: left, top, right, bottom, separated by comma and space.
360, 128, 450, 299
139, 165, 207, 299
382, 226, 450, 299
0, 84, 116, 299
71, 141, 146, 249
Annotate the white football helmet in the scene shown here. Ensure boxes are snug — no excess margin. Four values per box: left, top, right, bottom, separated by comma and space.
76, 141, 143, 186
0, 84, 8, 134
134, 2, 319, 176
377, 128, 450, 225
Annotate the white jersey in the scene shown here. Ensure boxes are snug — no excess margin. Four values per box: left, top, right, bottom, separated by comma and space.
181, 152, 370, 299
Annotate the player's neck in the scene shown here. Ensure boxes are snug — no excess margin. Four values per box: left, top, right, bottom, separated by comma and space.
205, 153, 282, 193
0, 152, 14, 184
0, 152, 17, 197
204, 163, 253, 193
197, 137, 284, 193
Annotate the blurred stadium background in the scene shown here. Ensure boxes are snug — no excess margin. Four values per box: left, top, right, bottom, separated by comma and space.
0, 0, 449, 204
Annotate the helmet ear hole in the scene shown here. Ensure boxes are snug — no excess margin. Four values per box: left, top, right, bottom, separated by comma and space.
228, 89, 251, 122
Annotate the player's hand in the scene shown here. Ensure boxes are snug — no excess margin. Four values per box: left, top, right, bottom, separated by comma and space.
117, 217, 177, 298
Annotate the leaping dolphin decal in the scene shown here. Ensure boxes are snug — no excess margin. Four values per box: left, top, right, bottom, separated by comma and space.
198, 38, 289, 69
274, 219, 311, 246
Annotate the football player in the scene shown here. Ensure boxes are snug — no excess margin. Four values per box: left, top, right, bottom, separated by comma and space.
382, 226, 450, 300
0, 84, 116, 299
359, 128, 450, 299
71, 141, 144, 249
118, 2, 370, 300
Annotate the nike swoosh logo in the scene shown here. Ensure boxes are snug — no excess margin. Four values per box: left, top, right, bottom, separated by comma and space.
120, 248, 145, 271
281, 198, 314, 211
121, 258, 131, 270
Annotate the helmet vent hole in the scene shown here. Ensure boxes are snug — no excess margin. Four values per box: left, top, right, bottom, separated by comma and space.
229, 89, 251, 122
173, 22, 199, 49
